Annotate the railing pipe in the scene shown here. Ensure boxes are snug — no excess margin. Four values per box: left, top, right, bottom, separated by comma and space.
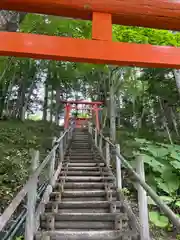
99, 132, 102, 153
49, 137, 57, 185
105, 137, 110, 167
60, 132, 64, 162
95, 128, 98, 147
136, 155, 150, 240
116, 144, 122, 189
25, 150, 39, 240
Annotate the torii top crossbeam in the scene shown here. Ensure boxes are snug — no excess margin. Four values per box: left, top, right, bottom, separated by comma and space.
1, 0, 180, 31
61, 100, 103, 106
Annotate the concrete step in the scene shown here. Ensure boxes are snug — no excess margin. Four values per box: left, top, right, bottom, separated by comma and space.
67, 160, 103, 163
59, 190, 117, 202
49, 192, 116, 202
60, 171, 112, 176
61, 197, 111, 201
45, 200, 118, 209
46, 207, 110, 213
61, 190, 116, 198
61, 166, 101, 171
36, 230, 138, 240
68, 146, 91, 148
40, 221, 114, 230
67, 163, 105, 167
67, 154, 94, 158
61, 182, 111, 189
58, 176, 115, 182
45, 201, 123, 213
41, 212, 125, 221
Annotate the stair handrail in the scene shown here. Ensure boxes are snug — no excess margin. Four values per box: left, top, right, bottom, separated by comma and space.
89, 125, 180, 229
0, 127, 72, 232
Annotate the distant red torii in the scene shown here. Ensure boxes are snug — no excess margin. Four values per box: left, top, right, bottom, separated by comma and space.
61, 100, 103, 131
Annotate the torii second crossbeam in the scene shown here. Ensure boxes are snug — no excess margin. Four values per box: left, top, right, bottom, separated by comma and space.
0, 32, 180, 69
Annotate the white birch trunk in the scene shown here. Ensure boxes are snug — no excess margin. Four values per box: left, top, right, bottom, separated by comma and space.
173, 69, 180, 96
110, 85, 116, 142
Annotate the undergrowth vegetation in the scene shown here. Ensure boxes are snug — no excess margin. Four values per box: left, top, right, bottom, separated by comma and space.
0, 120, 61, 213
118, 130, 180, 237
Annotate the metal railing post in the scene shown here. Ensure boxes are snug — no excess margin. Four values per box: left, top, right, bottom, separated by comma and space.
95, 128, 98, 147
49, 137, 57, 185
63, 132, 67, 150
88, 122, 92, 135
136, 155, 150, 240
99, 132, 102, 153
25, 150, 39, 240
116, 144, 122, 189
60, 131, 64, 162
105, 138, 110, 167
68, 127, 71, 140
88, 122, 91, 134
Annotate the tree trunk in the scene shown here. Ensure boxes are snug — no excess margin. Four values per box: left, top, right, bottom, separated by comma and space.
102, 107, 107, 129
170, 107, 179, 136
158, 98, 173, 144
5, 71, 16, 117
43, 79, 48, 121
12, 87, 21, 118
0, 11, 26, 31
50, 87, 54, 123
109, 84, 116, 142
0, 93, 6, 118
55, 87, 60, 125
173, 69, 180, 96
19, 80, 26, 121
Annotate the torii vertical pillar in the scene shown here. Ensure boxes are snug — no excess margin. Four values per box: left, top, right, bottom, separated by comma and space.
64, 104, 71, 129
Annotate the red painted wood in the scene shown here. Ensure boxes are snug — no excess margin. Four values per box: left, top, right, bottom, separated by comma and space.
64, 104, 71, 129
61, 100, 103, 105
1, 32, 180, 69
92, 12, 112, 41
1, 0, 180, 30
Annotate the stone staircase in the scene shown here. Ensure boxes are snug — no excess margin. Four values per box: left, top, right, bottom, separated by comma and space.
35, 129, 139, 240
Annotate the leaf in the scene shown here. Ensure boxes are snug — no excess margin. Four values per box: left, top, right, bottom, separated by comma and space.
157, 180, 171, 194
170, 161, 180, 169
170, 151, 180, 162
148, 196, 173, 205
134, 138, 147, 144
159, 196, 174, 204
149, 211, 169, 228
175, 201, 180, 207
145, 145, 169, 158
141, 154, 164, 172
156, 176, 179, 194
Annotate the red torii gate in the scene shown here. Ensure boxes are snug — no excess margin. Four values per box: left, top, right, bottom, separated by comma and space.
1, 1, 180, 68
61, 100, 103, 131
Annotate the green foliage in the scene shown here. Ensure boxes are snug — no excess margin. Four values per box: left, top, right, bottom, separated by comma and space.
20, 14, 92, 39
15, 237, 24, 240
149, 211, 169, 228
113, 25, 180, 47
133, 138, 180, 229
0, 120, 62, 212
176, 234, 180, 240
